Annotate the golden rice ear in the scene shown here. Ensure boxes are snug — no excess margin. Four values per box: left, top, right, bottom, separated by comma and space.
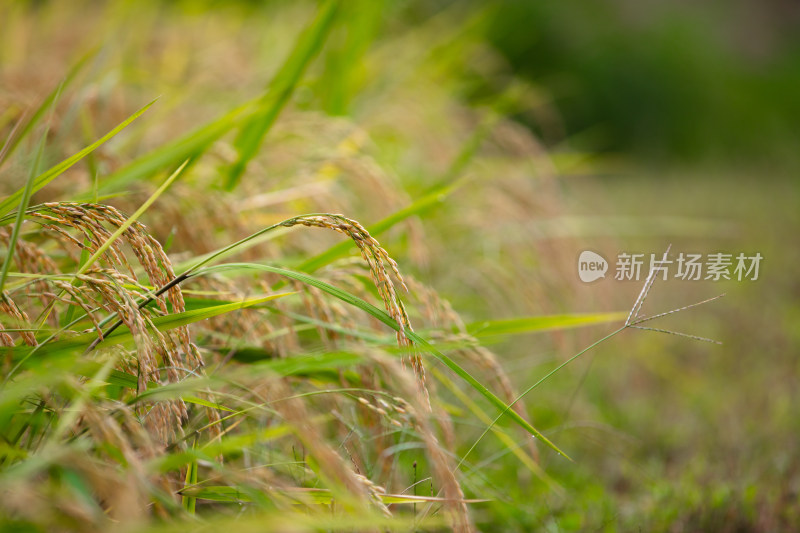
277, 214, 430, 405
11, 202, 221, 446
0, 294, 37, 347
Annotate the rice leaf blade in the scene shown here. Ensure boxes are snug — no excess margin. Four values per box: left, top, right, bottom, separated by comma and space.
182, 436, 199, 514
0, 98, 158, 219
466, 312, 628, 338
0, 110, 50, 294
9, 293, 295, 364
95, 101, 254, 195
224, 0, 340, 190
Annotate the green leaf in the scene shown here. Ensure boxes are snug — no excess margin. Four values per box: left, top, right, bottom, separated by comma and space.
182, 437, 199, 514
0, 104, 51, 294
10, 292, 295, 364
94, 101, 254, 195
224, 0, 340, 190
258, 351, 363, 376
183, 395, 235, 413
107, 369, 138, 389
466, 312, 628, 338
0, 98, 158, 219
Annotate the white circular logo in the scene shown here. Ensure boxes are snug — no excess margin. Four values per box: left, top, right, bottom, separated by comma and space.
578, 250, 608, 283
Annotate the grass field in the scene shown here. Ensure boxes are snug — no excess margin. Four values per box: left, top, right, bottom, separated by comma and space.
1, 1, 797, 531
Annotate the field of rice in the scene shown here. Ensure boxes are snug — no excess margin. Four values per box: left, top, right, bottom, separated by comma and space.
1, 1, 798, 531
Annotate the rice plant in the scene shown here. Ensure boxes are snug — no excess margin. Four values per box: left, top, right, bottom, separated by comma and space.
0, 1, 734, 531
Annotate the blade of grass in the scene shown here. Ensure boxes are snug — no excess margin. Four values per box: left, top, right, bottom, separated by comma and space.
182, 396, 235, 413
0, 111, 27, 168
466, 312, 628, 338
0, 98, 158, 219
182, 435, 199, 514
257, 351, 363, 377
318, 0, 382, 115
9, 400, 45, 451
130, 378, 216, 404
93, 100, 255, 195
224, 0, 340, 190
0, 110, 51, 295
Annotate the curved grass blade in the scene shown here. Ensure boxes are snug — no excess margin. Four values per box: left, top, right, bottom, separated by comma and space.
182, 436, 199, 514
182, 395, 235, 413
258, 351, 363, 376
0, 98, 158, 219
0, 112, 27, 168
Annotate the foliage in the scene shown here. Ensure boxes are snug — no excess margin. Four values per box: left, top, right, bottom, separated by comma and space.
1, 1, 797, 531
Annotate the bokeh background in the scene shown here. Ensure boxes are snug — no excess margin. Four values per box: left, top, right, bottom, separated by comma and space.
1, 0, 798, 530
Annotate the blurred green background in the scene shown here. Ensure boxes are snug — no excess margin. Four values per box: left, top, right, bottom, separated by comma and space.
482, 0, 800, 166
